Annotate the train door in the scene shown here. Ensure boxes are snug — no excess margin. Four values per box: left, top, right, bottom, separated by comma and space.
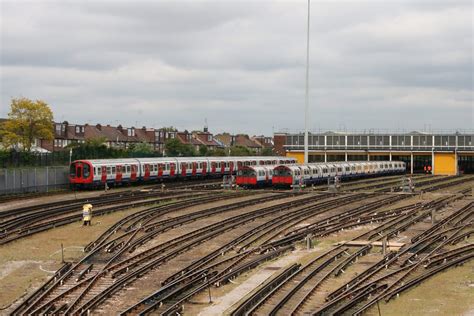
116, 165, 122, 182
192, 162, 197, 176
230, 161, 234, 174
221, 161, 225, 174
158, 163, 164, 178
202, 162, 207, 176
181, 163, 187, 177
170, 163, 176, 177
131, 165, 137, 181
144, 164, 150, 180
75, 164, 83, 180
211, 162, 216, 174
101, 166, 107, 183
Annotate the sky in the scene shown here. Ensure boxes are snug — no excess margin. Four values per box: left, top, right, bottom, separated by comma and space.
1, 0, 472, 135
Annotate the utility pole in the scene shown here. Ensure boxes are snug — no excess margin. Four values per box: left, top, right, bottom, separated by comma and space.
304, 0, 311, 164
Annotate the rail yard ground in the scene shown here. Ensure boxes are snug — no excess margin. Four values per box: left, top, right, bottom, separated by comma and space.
0, 175, 473, 315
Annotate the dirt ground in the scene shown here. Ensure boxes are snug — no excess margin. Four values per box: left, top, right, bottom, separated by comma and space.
366, 259, 474, 316
0, 204, 154, 310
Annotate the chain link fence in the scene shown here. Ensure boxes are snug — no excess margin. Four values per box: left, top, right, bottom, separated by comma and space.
0, 166, 69, 195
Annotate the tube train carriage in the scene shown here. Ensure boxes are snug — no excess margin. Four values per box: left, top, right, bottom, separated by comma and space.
236, 161, 406, 188
69, 156, 296, 188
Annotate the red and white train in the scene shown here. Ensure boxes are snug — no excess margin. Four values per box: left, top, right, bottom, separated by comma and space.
236, 161, 406, 188
69, 156, 296, 188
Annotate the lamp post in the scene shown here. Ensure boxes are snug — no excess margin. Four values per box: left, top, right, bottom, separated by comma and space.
304, 0, 311, 164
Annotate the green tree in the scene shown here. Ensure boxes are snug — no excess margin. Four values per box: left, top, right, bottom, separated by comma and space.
229, 146, 253, 156
208, 148, 227, 156
262, 147, 273, 156
164, 138, 183, 156
198, 145, 208, 156
0, 97, 54, 152
131, 142, 153, 154
164, 139, 196, 157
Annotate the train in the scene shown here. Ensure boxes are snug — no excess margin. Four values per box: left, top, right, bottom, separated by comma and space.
69, 156, 297, 188
236, 161, 406, 188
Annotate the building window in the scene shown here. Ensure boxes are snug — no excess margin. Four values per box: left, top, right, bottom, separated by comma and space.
208, 135, 212, 142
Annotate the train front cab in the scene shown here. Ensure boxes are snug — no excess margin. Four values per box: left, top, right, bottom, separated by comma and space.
69, 160, 93, 188
272, 165, 296, 188
236, 167, 255, 187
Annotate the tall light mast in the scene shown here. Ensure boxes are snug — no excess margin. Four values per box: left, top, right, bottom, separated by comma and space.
304, 0, 311, 163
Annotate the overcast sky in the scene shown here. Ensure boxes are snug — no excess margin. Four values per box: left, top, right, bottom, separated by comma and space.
1, 0, 472, 135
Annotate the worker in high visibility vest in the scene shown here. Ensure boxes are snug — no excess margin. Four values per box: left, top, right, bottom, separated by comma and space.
82, 204, 93, 226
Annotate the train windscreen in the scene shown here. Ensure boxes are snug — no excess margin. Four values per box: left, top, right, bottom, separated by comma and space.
273, 167, 291, 176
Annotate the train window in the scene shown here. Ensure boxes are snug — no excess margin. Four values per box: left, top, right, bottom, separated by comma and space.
83, 164, 90, 178
97, 167, 101, 175
126, 165, 131, 173
188, 163, 192, 169
154, 165, 157, 172
112, 167, 116, 174
107, 167, 111, 175
323, 168, 328, 173
93, 167, 96, 176
345, 167, 350, 172
331, 168, 335, 173
217, 163, 221, 168
337, 167, 342, 172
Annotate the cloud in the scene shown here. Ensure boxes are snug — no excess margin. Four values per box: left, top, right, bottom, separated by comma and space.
1, 0, 472, 135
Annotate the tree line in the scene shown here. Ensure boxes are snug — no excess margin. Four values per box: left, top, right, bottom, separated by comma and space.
0, 98, 273, 167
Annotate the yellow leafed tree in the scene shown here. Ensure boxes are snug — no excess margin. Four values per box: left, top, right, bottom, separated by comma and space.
0, 97, 54, 152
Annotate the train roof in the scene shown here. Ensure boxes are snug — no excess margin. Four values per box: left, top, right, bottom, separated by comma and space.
73, 159, 140, 164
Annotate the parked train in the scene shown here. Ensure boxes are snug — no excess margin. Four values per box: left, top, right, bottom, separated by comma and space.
69, 156, 296, 188
236, 161, 406, 188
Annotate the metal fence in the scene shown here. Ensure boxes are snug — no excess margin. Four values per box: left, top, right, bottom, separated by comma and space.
0, 166, 69, 195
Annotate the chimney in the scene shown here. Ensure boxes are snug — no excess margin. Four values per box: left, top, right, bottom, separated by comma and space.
204, 126, 208, 133
96, 124, 102, 131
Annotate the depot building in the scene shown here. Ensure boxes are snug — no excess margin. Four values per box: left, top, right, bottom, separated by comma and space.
273, 131, 474, 175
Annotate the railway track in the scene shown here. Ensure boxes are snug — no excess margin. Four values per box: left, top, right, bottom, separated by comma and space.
230, 187, 472, 315
8, 174, 472, 315
0, 191, 223, 245
11, 191, 310, 314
